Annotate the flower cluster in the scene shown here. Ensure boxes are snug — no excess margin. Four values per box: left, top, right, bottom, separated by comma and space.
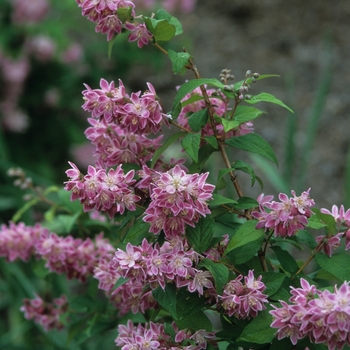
177, 85, 254, 142
20, 294, 68, 331
220, 270, 268, 319
319, 204, 350, 253
142, 164, 215, 238
75, 0, 154, 45
85, 117, 163, 168
252, 189, 315, 237
64, 162, 140, 219
270, 278, 350, 350
115, 320, 216, 350
82, 79, 168, 135
94, 238, 216, 315
0, 222, 115, 282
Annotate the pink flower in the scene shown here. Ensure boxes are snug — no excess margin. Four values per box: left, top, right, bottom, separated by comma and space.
20, 294, 68, 331
114, 243, 141, 269
252, 189, 314, 238
125, 22, 153, 48
316, 233, 342, 257
270, 279, 350, 350
220, 270, 268, 319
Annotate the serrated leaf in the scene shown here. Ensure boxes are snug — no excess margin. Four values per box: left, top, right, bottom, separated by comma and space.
151, 131, 186, 168
270, 246, 299, 275
172, 78, 224, 119
244, 92, 293, 113
153, 284, 177, 319
237, 309, 275, 344
226, 133, 278, 165
225, 220, 264, 255
188, 108, 208, 132
181, 132, 201, 162
199, 258, 229, 294
315, 253, 350, 281
168, 49, 190, 75
209, 193, 237, 207
187, 217, 215, 254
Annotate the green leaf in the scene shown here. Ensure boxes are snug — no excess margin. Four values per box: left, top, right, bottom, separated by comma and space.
224, 220, 264, 255
270, 246, 299, 275
181, 132, 201, 162
216, 168, 234, 191
221, 118, 240, 132
57, 188, 82, 213
234, 196, 258, 210
168, 49, 190, 75
151, 131, 186, 168
172, 78, 224, 119
188, 108, 208, 132
176, 311, 212, 332
144, 18, 176, 42
260, 272, 286, 297
204, 135, 218, 149
113, 277, 130, 291
187, 217, 215, 254
237, 309, 275, 344
188, 143, 218, 173
295, 229, 317, 249
226, 233, 264, 264
234, 105, 266, 124
181, 94, 204, 108
307, 213, 327, 230
116, 6, 133, 22
199, 258, 229, 294
225, 133, 278, 165
155, 9, 183, 35
231, 160, 259, 187
152, 284, 177, 319
123, 219, 151, 245
312, 208, 336, 234
209, 193, 237, 207
176, 288, 206, 318
244, 92, 293, 113
315, 253, 350, 281
33, 260, 50, 279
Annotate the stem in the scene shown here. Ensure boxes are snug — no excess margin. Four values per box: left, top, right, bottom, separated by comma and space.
186, 57, 246, 201
292, 242, 325, 279
153, 42, 168, 55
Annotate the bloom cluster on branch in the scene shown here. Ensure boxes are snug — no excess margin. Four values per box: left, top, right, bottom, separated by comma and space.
252, 189, 315, 237
270, 278, 350, 350
0, 222, 115, 282
20, 294, 68, 332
